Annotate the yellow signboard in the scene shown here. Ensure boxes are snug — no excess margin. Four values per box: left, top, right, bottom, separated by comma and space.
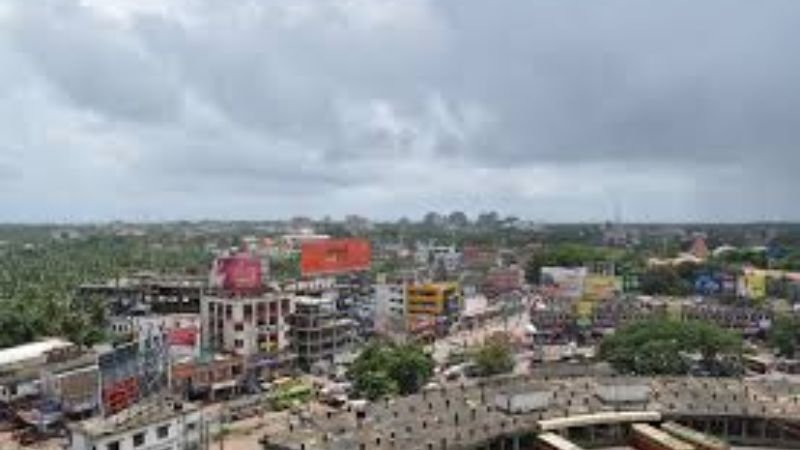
744, 271, 767, 299
576, 300, 594, 319
582, 275, 618, 302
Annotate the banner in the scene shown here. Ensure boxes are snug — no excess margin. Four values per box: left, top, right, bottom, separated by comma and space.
582, 275, 618, 302
540, 267, 587, 299
300, 238, 371, 276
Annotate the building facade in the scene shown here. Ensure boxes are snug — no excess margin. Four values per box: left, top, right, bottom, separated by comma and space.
67, 401, 203, 450
372, 283, 407, 337
406, 283, 461, 322
201, 293, 293, 357
288, 297, 355, 370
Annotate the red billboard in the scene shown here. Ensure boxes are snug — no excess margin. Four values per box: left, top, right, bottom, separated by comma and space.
103, 377, 139, 415
300, 238, 371, 276
167, 328, 198, 347
213, 254, 262, 293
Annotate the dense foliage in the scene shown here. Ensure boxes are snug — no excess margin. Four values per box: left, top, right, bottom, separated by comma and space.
472, 333, 515, 377
0, 234, 212, 349
348, 342, 434, 400
769, 316, 800, 358
524, 244, 633, 283
599, 319, 743, 376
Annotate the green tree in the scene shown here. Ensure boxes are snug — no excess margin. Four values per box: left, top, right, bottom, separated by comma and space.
390, 344, 435, 395
769, 317, 800, 358
525, 244, 614, 284
353, 370, 398, 401
472, 334, 514, 377
639, 266, 691, 296
599, 319, 742, 376
348, 342, 434, 400
447, 211, 469, 228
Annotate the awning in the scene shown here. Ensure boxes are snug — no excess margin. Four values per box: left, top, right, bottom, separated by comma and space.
211, 380, 238, 391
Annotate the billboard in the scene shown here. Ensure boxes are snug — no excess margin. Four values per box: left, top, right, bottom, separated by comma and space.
167, 328, 198, 347
212, 254, 262, 293
300, 238, 371, 276
739, 269, 767, 299
694, 274, 722, 295
582, 275, 619, 302
540, 267, 587, 299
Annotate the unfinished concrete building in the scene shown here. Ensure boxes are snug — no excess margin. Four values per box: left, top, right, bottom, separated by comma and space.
289, 297, 355, 370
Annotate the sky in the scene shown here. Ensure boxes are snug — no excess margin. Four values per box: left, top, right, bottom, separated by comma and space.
1, 0, 800, 223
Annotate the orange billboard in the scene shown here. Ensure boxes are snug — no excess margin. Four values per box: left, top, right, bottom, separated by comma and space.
300, 238, 371, 276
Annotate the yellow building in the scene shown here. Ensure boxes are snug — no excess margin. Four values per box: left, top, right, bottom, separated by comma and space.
406, 282, 461, 318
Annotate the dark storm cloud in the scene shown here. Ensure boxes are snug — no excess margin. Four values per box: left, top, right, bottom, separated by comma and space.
1, 0, 800, 221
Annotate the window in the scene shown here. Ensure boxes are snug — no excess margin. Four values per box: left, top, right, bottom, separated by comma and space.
243, 305, 252, 320
106, 441, 120, 450
234, 322, 244, 332
186, 422, 197, 432
133, 432, 145, 447
234, 339, 244, 348
157, 425, 170, 439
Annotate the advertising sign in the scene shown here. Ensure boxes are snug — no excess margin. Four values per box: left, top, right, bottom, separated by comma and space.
212, 254, 262, 293
739, 269, 767, 299
540, 267, 587, 299
167, 328, 198, 347
300, 238, 371, 276
582, 275, 618, 302
575, 300, 595, 319
694, 274, 722, 295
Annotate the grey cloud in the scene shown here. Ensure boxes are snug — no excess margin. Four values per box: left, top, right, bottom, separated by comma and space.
1, 0, 800, 221
9, 0, 184, 123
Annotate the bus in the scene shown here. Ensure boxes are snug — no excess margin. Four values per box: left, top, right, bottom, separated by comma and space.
660, 422, 729, 450
538, 432, 585, 450
631, 423, 695, 450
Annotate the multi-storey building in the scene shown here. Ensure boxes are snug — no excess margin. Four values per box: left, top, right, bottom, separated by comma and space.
483, 266, 526, 297
406, 283, 461, 323
200, 293, 293, 358
77, 274, 206, 316
288, 297, 355, 370
170, 354, 245, 401
372, 282, 407, 337
0, 340, 100, 416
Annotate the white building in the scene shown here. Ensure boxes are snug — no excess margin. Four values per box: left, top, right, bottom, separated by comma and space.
201, 293, 294, 357
414, 243, 461, 273
372, 283, 407, 337
67, 401, 203, 450
0, 339, 98, 408
109, 314, 202, 360
0, 339, 73, 373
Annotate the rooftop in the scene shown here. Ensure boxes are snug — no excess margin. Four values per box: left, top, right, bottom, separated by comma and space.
0, 338, 73, 369
69, 400, 199, 439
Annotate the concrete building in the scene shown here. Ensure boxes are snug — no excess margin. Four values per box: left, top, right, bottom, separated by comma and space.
483, 266, 526, 297
372, 282, 407, 337
0, 340, 100, 416
67, 400, 203, 450
109, 314, 202, 360
406, 282, 461, 323
415, 243, 461, 272
288, 297, 355, 370
170, 354, 245, 401
77, 274, 205, 316
201, 293, 294, 358
0, 339, 82, 403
